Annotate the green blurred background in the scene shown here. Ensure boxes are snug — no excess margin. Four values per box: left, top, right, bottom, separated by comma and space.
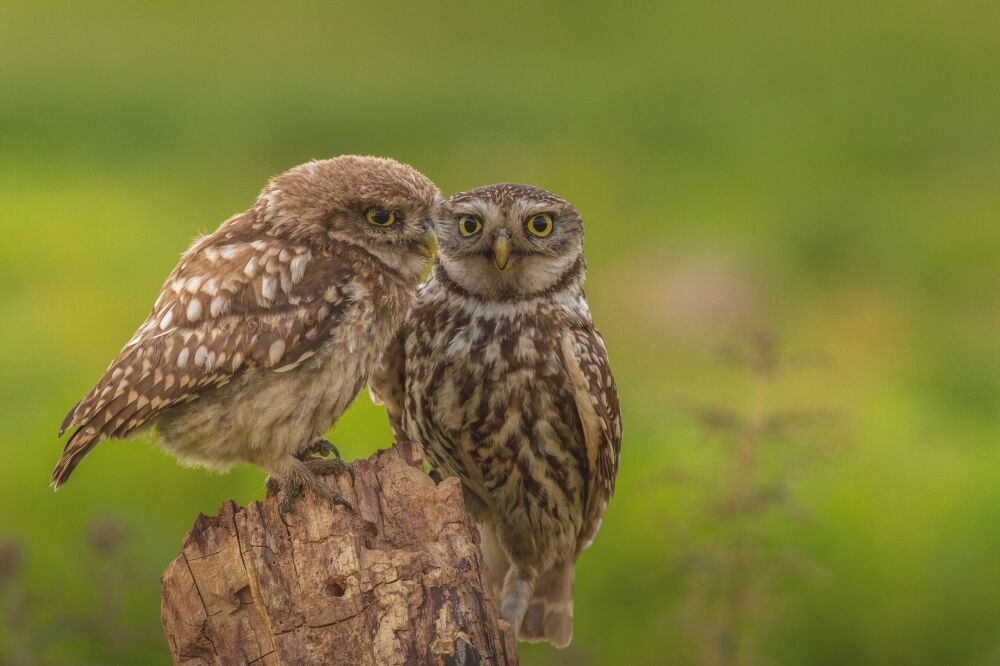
2, 1, 999, 664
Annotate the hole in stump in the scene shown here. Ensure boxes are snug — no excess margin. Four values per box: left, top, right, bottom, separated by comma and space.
362, 521, 379, 550
236, 585, 253, 604
325, 577, 347, 598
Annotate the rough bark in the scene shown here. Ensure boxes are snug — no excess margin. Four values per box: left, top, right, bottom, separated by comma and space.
161, 441, 518, 665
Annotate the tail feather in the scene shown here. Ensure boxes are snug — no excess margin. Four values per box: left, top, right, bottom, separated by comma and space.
59, 401, 81, 436
51, 428, 100, 489
519, 561, 575, 648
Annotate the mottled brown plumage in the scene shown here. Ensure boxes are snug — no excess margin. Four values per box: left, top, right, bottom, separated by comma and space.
371, 184, 621, 647
56, 156, 440, 519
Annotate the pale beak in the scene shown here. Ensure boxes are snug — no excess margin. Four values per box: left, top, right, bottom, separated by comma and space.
419, 227, 438, 259
492, 235, 511, 271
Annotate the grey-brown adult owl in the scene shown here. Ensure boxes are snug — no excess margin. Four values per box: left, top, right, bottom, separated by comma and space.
370, 184, 621, 647
55, 156, 440, 520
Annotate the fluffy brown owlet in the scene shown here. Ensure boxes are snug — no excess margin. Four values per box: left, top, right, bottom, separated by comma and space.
370, 184, 621, 647
55, 156, 440, 520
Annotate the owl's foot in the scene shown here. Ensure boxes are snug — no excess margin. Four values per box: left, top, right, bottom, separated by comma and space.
297, 437, 354, 482
304, 456, 355, 482
298, 438, 341, 460
266, 458, 354, 525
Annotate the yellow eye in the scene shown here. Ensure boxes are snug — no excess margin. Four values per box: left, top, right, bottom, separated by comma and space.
458, 215, 482, 237
526, 213, 554, 237
366, 208, 396, 226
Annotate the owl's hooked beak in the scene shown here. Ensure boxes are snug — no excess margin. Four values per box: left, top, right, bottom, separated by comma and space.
492, 234, 511, 271
419, 225, 439, 259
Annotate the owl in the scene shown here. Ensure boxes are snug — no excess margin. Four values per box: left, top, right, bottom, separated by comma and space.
370, 184, 621, 647
55, 155, 440, 521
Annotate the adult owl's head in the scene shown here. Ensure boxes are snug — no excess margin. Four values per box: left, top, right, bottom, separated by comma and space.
256, 155, 441, 281
436, 184, 585, 299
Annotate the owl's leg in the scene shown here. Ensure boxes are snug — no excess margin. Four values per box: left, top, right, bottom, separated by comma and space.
500, 565, 537, 637
266, 456, 353, 525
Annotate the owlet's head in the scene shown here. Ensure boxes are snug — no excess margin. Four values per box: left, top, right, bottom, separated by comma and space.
436, 184, 585, 299
258, 155, 441, 282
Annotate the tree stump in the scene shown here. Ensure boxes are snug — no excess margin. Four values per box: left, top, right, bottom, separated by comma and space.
160, 441, 518, 665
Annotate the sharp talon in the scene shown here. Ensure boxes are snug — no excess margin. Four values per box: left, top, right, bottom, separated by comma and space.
278, 497, 295, 525
272, 452, 354, 524
315, 485, 354, 512
276, 476, 304, 525
305, 458, 354, 483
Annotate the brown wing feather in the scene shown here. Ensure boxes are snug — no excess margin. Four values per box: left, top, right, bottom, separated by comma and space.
559, 325, 622, 552
53, 212, 356, 488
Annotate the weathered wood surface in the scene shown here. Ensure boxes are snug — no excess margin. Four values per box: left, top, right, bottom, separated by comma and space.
161, 441, 518, 665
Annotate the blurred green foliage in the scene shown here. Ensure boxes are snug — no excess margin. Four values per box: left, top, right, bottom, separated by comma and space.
1, 1, 999, 664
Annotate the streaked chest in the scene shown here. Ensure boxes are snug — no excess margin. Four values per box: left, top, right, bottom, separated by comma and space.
402, 284, 587, 494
